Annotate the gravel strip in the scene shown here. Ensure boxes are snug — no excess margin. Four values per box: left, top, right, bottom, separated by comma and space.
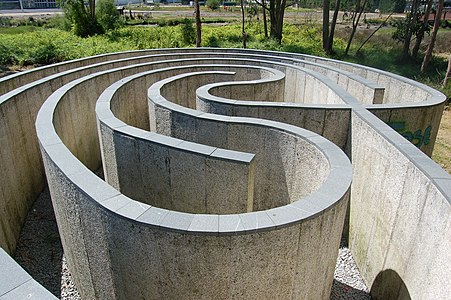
14, 184, 371, 299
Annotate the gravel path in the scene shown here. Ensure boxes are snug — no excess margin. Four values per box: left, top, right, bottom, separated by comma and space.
14, 182, 371, 299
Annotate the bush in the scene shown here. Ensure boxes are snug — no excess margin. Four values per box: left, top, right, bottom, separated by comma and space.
206, 0, 220, 10
0, 16, 12, 27
0, 43, 17, 65
63, 0, 104, 37
30, 42, 59, 65
45, 15, 72, 31
180, 18, 195, 45
205, 35, 219, 47
97, 0, 124, 31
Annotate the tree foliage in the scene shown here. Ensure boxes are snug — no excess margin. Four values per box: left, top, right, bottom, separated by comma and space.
181, 18, 195, 45
206, 0, 220, 10
62, 0, 103, 37
391, 14, 423, 44
63, 0, 123, 37
97, 0, 123, 31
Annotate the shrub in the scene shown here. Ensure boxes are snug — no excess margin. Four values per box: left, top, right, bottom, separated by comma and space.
0, 16, 12, 27
206, 0, 220, 10
97, 0, 124, 31
45, 15, 72, 31
62, 0, 104, 37
0, 43, 17, 65
30, 42, 59, 65
180, 18, 195, 45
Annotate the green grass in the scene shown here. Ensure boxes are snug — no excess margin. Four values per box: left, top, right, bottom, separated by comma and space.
0, 26, 43, 34
0, 17, 449, 99
332, 27, 451, 98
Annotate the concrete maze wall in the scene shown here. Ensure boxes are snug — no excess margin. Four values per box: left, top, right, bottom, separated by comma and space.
0, 48, 449, 299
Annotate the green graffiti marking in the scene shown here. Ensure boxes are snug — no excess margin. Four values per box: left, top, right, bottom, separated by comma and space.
388, 122, 432, 148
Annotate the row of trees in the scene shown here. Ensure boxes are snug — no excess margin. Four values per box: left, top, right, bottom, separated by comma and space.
63, 0, 447, 74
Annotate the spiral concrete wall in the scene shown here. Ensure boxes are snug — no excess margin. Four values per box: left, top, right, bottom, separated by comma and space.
0, 48, 449, 300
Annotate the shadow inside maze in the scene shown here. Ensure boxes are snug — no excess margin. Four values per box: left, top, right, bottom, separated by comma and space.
12, 184, 63, 298
331, 279, 371, 300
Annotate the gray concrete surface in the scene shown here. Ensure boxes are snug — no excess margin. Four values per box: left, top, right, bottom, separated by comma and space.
0, 48, 448, 299
35, 58, 351, 298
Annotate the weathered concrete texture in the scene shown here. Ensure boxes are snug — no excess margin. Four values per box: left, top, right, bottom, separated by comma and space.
99, 119, 255, 214
0, 48, 443, 252
196, 88, 351, 150
0, 48, 448, 300
367, 103, 445, 156
350, 110, 451, 299
35, 57, 351, 299
148, 72, 331, 211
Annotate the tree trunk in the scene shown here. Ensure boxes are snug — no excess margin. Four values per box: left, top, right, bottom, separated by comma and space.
322, 0, 330, 52
421, 0, 444, 72
345, 0, 367, 55
256, 0, 286, 43
195, 0, 201, 47
262, 0, 268, 38
401, 0, 420, 60
412, 0, 433, 58
444, 54, 451, 86
89, 0, 95, 18
327, 0, 341, 54
269, 0, 286, 43
241, 0, 247, 48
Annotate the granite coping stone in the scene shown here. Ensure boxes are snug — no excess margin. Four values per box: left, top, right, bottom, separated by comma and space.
210, 148, 255, 163
0, 249, 32, 297
218, 214, 245, 234
0, 248, 57, 300
187, 215, 220, 235
0, 278, 57, 300
98, 72, 256, 163
432, 178, 451, 202
116, 201, 150, 220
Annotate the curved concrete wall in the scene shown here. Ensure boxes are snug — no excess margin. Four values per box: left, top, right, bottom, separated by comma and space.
37, 59, 351, 299
99, 71, 256, 214
0, 48, 448, 299
349, 108, 451, 298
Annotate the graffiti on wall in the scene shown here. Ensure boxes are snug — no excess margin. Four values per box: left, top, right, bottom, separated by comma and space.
388, 122, 432, 148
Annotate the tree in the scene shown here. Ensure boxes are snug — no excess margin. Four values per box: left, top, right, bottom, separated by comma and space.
421, 0, 444, 72
262, 0, 269, 38
62, 0, 103, 37
412, 0, 433, 58
326, 0, 341, 54
241, 0, 247, 48
97, 0, 122, 31
194, 0, 201, 47
401, 0, 420, 60
255, 0, 291, 43
444, 54, 451, 86
344, 0, 368, 55
322, 0, 330, 52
